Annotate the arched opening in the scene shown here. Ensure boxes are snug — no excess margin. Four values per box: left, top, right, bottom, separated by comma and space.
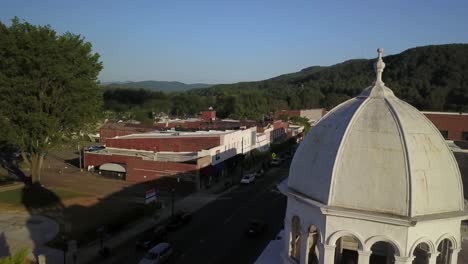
306, 225, 320, 264
370, 241, 395, 264
412, 242, 431, 264
436, 239, 453, 264
289, 215, 302, 262
334, 235, 359, 264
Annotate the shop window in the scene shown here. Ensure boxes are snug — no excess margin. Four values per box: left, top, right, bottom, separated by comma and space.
462, 131, 468, 141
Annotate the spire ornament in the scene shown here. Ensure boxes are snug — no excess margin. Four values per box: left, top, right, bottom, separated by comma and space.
374, 48, 385, 85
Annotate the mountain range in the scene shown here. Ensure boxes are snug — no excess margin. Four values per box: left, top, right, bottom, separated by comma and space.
102, 80, 213, 92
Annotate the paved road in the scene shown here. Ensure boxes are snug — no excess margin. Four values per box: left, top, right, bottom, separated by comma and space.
100, 164, 289, 264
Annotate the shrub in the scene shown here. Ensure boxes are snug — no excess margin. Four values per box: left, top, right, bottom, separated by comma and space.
0, 248, 28, 264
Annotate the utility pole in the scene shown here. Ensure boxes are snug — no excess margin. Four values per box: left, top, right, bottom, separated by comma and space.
77, 143, 82, 172
240, 137, 244, 178
171, 188, 175, 218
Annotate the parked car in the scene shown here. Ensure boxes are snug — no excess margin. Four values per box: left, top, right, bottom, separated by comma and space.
245, 219, 266, 237
240, 173, 256, 184
85, 145, 105, 152
138, 242, 173, 264
270, 158, 281, 166
136, 226, 168, 250
255, 169, 265, 178
167, 211, 192, 231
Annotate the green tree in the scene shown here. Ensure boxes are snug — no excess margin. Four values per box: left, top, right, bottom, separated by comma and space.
0, 18, 103, 183
0, 248, 28, 264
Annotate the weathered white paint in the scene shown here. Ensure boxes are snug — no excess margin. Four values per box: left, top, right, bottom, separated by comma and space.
280, 49, 468, 264
288, 48, 463, 217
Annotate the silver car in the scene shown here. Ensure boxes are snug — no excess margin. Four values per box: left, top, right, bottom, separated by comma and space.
138, 242, 173, 264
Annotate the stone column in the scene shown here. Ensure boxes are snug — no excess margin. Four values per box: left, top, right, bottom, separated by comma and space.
357, 250, 372, 264
322, 244, 336, 264
300, 229, 308, 264
38, 255, 46, 264
449, 248, 461, 264
284, 218, 292, 260
394, 256, 413, 264
428, 252, 440, 264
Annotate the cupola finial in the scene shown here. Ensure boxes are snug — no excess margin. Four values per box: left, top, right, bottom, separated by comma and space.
374, 48, 385, 84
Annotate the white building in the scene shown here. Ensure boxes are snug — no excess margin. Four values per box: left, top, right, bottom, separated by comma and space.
198, 127, 258, 165
277, 49, 467, 264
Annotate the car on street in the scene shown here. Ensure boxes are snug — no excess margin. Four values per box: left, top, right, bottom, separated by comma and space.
270, 158, 281, 166
138, 242, 173, 264
245, 219, 266, 237
85, 145, 105, 152
167, 211, 192, 231
255, 169, 265, 178
240, 173, 256, 184
136, 226, 168, 250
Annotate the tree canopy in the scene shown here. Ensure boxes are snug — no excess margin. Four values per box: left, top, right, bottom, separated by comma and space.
0, 17, 103, 183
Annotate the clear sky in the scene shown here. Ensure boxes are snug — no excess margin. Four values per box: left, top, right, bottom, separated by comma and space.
1, 0, 468, 84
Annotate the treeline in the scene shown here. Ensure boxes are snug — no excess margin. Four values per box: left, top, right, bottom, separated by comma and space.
103, 44, 468, 121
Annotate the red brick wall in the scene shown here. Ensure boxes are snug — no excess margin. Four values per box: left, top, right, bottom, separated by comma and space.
84, 152, 198, 183
126, 159, 197, 183
274, 110, 301, 120
105, 137, 220, 152
200, 111, 216, 121
424, 113, 468, 141
100, 127, 155, 144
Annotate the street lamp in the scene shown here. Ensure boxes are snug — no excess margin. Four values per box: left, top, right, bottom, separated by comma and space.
97, 226, 104, 249
171, 188, 175, 218
62, 234, 67, 264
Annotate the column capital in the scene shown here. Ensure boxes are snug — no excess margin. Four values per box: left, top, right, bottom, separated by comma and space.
357, 250, 372, 257
450, 247, 462, 254
323, 244, 336, 251
394, 256, 414, 264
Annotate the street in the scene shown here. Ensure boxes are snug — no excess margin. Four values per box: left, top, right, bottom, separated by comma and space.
100, 164, 289, 264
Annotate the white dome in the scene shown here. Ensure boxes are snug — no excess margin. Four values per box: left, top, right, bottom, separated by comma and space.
288, 49, 464, 217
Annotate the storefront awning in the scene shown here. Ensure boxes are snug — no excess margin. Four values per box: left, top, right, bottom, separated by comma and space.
99, 163, 127, 173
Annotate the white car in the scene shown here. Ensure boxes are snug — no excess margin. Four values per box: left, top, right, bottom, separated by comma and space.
138, 242, 173, 264
240, 174, 256, 184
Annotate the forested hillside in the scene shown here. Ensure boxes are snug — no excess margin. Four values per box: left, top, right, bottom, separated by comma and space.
103, 80, 212, 92
104, 44, 468, 121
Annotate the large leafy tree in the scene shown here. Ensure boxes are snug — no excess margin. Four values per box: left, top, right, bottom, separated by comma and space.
0, 18, 103, 183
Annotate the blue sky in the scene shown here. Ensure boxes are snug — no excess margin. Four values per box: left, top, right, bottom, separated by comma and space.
1, 0, 468, 84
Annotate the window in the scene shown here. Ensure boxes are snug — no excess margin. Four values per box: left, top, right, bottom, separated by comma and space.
440, 130, 449, 139
462, 131, 468, 141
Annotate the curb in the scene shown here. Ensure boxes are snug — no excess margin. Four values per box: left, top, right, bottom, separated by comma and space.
0, 182, 24, 193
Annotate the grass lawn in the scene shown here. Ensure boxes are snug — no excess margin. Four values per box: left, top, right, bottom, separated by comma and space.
0, 187, 86, 208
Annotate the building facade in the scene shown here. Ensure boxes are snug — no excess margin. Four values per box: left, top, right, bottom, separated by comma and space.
422, 112, 468, 141
84, 128, 260, 184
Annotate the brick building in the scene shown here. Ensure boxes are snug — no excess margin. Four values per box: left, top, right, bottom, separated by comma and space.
84, 129, 260, 186
422, 111, 468, 141
274, 108, 327, 124
99, 123, 159, 144
200, 110, 216, 121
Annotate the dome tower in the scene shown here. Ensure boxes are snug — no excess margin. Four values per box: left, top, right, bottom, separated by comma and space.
280, 49, 467, 264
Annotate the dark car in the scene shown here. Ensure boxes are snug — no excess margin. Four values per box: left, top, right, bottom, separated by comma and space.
255, 169, 265, 178
136, 226, 168, 249
167, 211, 192, 231
245, 220, 266, 237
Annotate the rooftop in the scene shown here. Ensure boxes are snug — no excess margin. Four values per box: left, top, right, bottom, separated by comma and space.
116, 130, 236, 139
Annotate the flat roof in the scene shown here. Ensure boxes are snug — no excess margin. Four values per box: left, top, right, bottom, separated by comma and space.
422, 111, 468, 116
87, 147, 200, 163
115, 130, 232, 139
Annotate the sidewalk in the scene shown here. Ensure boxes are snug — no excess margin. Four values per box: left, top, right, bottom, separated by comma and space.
76, 183, 237, 264
0, 182, 24, 192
